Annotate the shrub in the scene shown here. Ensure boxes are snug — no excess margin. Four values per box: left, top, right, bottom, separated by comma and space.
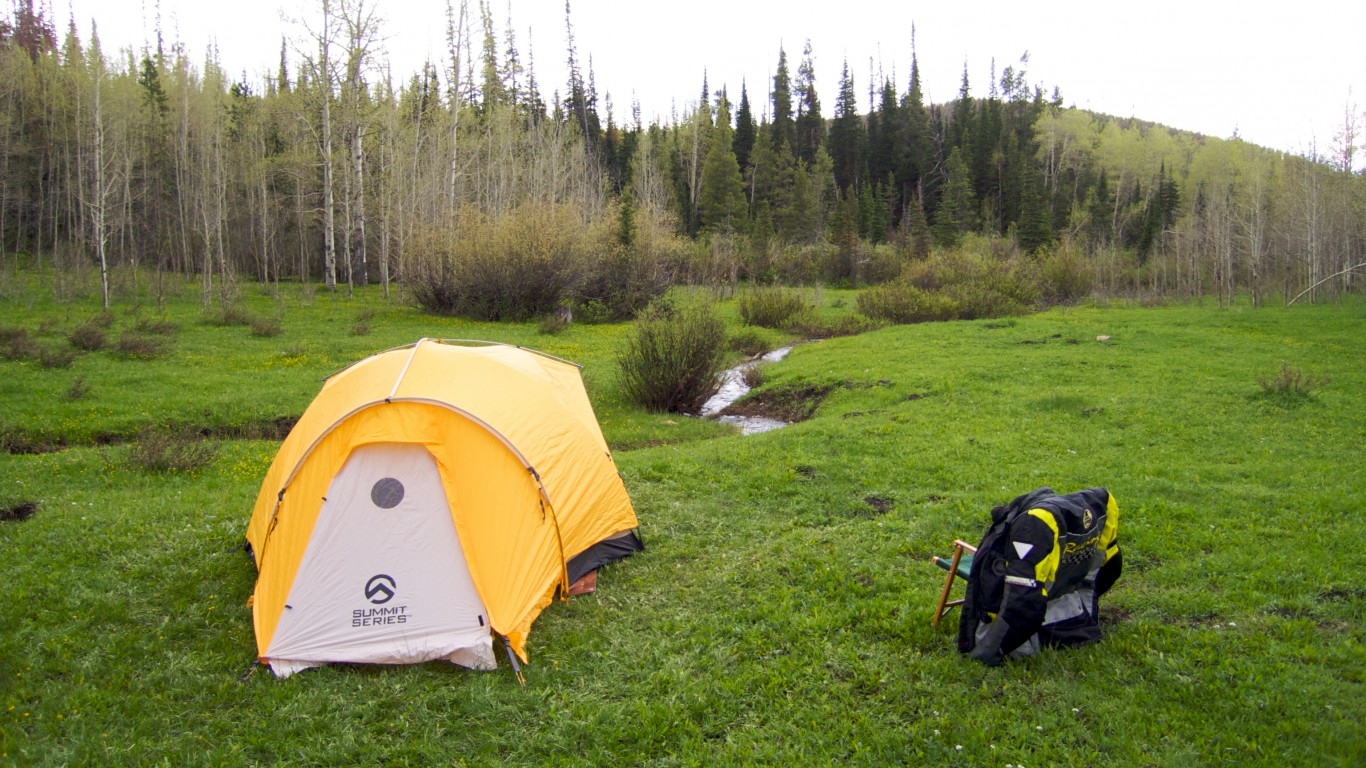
577, 202, 684, 321
1257, 362, 1327, 407
38, 345, 77, 369
250, 317, 283, 337
112, 332, 170, 359
203, 305, 255, 327
1, 326, 36, 360
857, 281, 961, 323
737, 286, 815, 329
537, 313, 569, 335
407, 204, 589, 321
125, 426, 219, 473
65, 376, 92, 401
619, 299, 728, 414
892, 246, 1041, 321
574, 299, 614, 325
729, 329, 771, 357
133, 317, 179, 335
1037, 240, 1093, 306
67, 318, 108, 352
768, 242, 838, 285
787, 313, 883, 339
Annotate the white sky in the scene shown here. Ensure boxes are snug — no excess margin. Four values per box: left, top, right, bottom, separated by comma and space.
59, 0, 1365, 158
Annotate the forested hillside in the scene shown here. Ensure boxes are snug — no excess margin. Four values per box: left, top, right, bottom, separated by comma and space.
2, 0, 1361, 313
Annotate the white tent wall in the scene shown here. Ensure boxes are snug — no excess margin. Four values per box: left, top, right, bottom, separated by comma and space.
264, 443, 495, 677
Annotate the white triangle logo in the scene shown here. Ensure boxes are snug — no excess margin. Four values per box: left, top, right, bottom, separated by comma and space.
1012, 541, 1034, 559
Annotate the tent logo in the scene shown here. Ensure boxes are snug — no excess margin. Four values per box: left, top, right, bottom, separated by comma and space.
365, 574, 397, 604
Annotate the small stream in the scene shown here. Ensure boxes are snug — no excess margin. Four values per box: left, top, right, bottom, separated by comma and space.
699, 346, 795, 435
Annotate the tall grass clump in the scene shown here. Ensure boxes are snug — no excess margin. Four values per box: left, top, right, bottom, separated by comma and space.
737, 285, 815, 329
123, 426, 219, 472
619, 299, 728, 413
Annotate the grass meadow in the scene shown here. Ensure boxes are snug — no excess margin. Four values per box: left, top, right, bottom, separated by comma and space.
1, 274, 1362, 766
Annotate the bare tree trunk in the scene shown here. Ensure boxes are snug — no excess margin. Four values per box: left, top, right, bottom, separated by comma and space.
320, 0, 338, 291
446, 0, 467, 214
92, 61, 110, 310
351, 125, 366, 287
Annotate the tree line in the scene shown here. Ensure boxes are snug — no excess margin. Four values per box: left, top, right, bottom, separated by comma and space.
1, 0, 1361, 314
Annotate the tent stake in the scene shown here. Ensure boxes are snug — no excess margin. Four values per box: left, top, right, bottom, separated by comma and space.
502, 636, 526, 686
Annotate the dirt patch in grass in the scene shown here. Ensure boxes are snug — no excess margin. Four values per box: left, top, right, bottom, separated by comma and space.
1, 501, 37, 522
1316, 586, 1366, 603
862, 495, 895, 515
720, 382, 836, 423
0, 427, 67, 454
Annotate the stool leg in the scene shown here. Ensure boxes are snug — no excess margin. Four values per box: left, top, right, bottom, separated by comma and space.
931, 546, 966, 627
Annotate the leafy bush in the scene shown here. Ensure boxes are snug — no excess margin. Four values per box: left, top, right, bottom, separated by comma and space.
619, 299, 728, 414
737, 286, 815, 329
884, 245, 1041, 321
1037, 240, 1093, 305
764, 242, 837, 285
857, 281, 961, 323
577, 202, 684, 321
124, 426, 219, 473
574, 299, 614, 325
786, 312, 883, 339
407, 203, 589, 321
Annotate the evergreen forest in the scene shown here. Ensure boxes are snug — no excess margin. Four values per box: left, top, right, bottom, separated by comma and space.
2, 0, 1362, 316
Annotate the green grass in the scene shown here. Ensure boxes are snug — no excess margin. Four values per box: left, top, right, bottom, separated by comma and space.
1, 275, 1363, 766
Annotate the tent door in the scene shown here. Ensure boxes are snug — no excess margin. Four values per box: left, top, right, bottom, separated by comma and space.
265, 442, 495, 676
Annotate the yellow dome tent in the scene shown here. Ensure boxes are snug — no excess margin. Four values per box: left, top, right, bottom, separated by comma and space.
244, 339, 641, 677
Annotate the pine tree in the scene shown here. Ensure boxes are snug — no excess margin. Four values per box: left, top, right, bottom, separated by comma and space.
827, 59, 863, 193
1017, 160, 1053, 253
770, 46, 794, 151
794, 40, 823, 165
934, 146, 976, 247
900, 45, 935, 217
698, 94, 747, 235
477, 0, 504, 110
733, 81, 756, 173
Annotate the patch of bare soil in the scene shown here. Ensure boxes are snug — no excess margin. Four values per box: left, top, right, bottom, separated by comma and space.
1, 501, 37, 522
719, 382, 835, 423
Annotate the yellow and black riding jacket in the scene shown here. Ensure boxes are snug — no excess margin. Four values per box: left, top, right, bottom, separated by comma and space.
957, 487, 1122, 666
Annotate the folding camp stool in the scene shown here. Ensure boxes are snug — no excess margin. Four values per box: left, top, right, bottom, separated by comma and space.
930, 540, 977, 627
